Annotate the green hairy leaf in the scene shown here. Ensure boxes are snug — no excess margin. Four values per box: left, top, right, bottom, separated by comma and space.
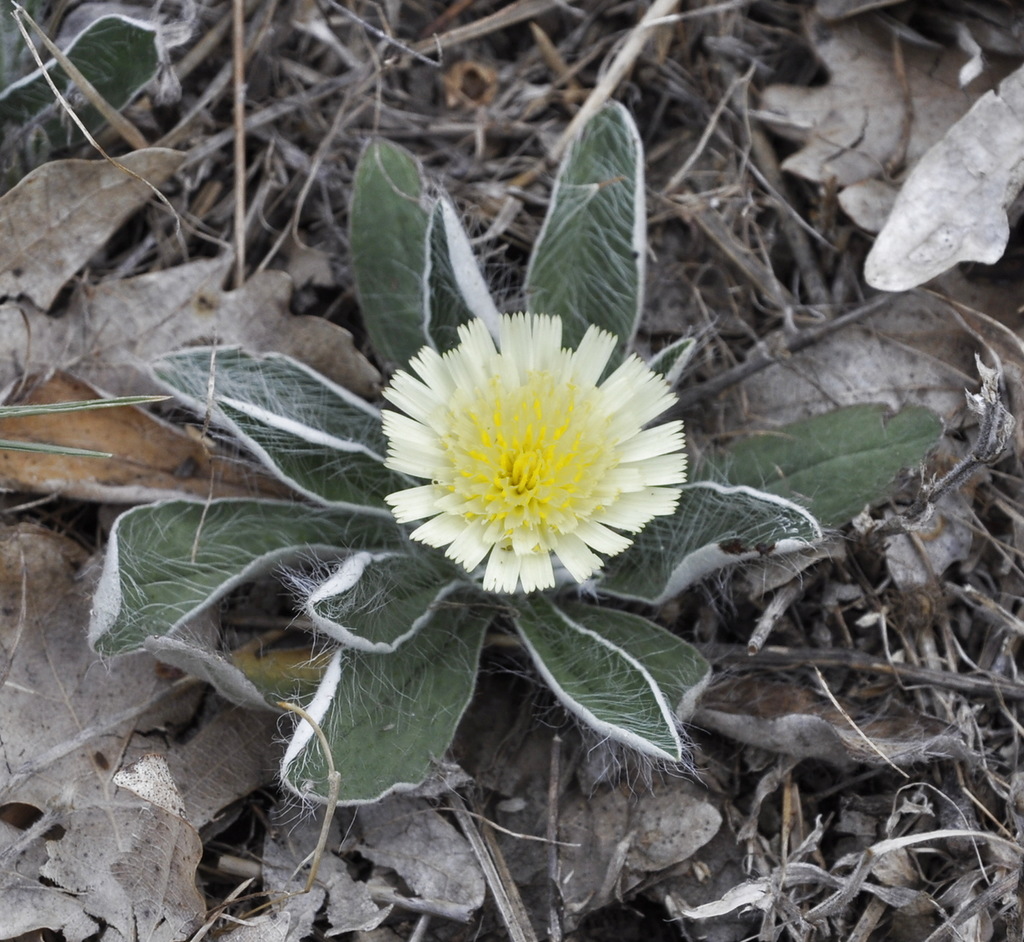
0, 0, 42, 88
513, 596, 698, 760
425, 197, 500, 352
350, 140, 431, 366
0, 14, 160, 154
525, 102, 645, 353
722, 404, 943, 526
90, 498, 404, 655
350, 106, 648, 367
281, 590, 489, 804
154, 347, 409, 510
303, 550, 464, 653
599, 482, 823, 604
555, 600, 711, 722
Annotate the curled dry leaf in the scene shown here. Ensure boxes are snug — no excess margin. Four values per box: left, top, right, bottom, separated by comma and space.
354, 797, 486, 923
866, 64, 1024, 291
695, 676, 974, 767
261, 813, 391, 937
884, 490, 975, 589
558, 778, 722, 926
760, 18, 987, 191
0, 371, 289, 502
673, 878, 773, 921
443, 60, 499, 109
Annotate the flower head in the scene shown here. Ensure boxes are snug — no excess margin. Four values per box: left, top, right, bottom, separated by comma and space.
381, 313, 686, 593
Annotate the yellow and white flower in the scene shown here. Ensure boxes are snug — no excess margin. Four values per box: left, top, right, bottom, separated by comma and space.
381, 313, 686, 593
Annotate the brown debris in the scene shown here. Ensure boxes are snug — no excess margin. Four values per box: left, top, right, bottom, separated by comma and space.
3, 1, 1024, 939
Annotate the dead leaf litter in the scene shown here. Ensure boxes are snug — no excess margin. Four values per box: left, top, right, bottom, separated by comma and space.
2, 2, 1024, 940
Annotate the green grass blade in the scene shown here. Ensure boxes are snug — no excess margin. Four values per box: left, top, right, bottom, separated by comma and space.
0, 395, 167, 420
0, 439, 110, 457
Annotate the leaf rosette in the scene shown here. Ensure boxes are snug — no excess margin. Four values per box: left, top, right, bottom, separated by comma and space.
89, 105, 896, 805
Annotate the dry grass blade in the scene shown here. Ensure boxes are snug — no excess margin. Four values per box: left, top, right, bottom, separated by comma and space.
10, 4, 182, 236
12, 2, 148, 149
551, 0, 680, 160
449, 794, 539, 942
411, 0, 562, 54
813, 666, 910, 778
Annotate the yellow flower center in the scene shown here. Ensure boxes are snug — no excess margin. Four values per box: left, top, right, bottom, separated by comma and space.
381, 314, 687, 592
440, 371, 615, 546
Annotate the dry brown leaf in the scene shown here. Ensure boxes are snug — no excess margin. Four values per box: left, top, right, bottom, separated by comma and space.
657, 820, 763, 932
284, 237, 336, 289
558, 778, 722, 925
730, 294, 974, 429
883, 271, 1024, 460
39, 803, 204, 942
760, 18, 999, 191
0, 371, 288, 502
695, 676, 973, 766
164, 706, 279, 829
275, 313, 380, 396
0, 523, 205, 941
78, 255, 380, 396
261, 813, 391, 937
884, 490, 974, 589
835, 177, 898, 232
0, 149, 184, 310
209, 913, 292, 942
0, 877, 100, 942
114, 754, 189, 817
354, 796, 486, 922
865, 64, 1024, 290
0, 255, 381, 401
106, 756, 204, 938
